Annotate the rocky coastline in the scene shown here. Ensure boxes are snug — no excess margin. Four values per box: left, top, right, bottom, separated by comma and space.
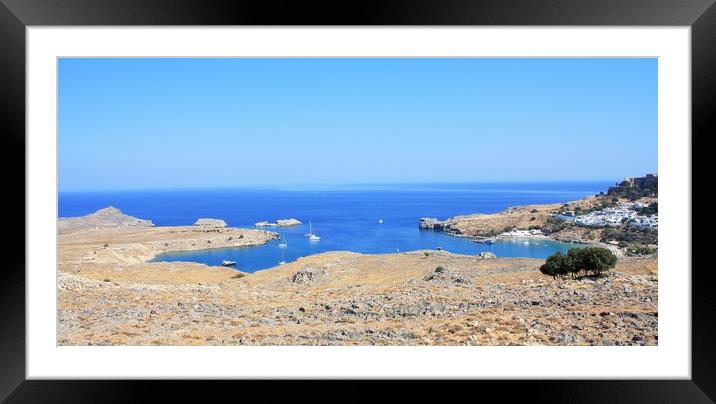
418, 194, 653, 258
57, 207, 656, 346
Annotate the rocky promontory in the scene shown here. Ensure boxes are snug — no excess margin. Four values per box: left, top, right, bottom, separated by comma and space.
58, 207, 278, 268
418, 199, 580, 238
59, 206, 155, 234
418, 193, 656, 257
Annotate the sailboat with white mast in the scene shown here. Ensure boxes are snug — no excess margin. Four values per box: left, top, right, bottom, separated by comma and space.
305, 221, 321, 241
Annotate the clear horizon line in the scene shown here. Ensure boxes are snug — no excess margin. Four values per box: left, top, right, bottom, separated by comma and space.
58, 178, 625, 193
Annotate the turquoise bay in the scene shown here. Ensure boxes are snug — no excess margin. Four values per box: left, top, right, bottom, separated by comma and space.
58, 182, 610, 272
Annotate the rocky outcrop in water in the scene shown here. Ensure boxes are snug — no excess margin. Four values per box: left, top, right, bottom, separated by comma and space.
419, 217, 441, 230
194, 218, 227, 228
256, 218, 302, 227
419, 217, 464, 235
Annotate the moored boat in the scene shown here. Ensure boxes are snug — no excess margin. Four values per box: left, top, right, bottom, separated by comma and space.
305, 221, 321, 241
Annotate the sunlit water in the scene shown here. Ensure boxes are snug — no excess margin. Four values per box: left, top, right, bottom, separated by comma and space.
59, 182, 608, 272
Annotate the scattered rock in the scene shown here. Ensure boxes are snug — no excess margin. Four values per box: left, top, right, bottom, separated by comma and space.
423, 267, 471, 284
292, 265, 326, 284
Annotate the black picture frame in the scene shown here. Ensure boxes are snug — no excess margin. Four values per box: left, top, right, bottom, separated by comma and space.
1, 0, 712, 401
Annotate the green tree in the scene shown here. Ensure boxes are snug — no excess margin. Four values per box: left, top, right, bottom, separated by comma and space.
540, 252, 571, 279
568, 247, 617, 277
541, 247, 617, 279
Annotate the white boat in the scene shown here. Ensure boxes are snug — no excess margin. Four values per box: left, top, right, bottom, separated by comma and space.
378, 219, 384, 224
278, 235, 287, 248
278, 249, 286, 265
306, 221, 321, 241
222, 260, 236, 267
475, 238, 496, 244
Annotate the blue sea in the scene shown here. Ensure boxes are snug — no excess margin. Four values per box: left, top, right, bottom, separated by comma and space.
58, 182, 610, 272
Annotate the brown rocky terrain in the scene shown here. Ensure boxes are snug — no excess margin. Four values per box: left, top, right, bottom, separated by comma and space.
59, 206, 155, 233
419, 196, 599, 237
419, 195, 656, 252
58, 208, 657, 346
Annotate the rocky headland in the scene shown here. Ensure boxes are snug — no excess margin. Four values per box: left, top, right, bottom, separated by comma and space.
419, 197, 597, 239
419, 192, 657, 257
59, 206, 155, 233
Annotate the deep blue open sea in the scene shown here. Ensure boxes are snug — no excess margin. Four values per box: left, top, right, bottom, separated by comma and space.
58, 182, 610, 272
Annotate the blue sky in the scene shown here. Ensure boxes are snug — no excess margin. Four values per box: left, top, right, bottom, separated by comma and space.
58, 58, 657, 191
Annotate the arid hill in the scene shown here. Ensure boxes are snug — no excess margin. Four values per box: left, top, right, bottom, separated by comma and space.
59, 206, 155, 234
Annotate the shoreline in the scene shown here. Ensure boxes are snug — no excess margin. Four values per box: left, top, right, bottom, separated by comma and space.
57, 207, 657, 346
418, 194, 648, 257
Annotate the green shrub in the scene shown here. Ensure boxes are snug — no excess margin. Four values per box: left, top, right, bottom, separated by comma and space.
231, 273, 246, 279
626, 246, 657, 256
601, 226, 657, 245
541, 217, 574, 235
435, 266, 446, 273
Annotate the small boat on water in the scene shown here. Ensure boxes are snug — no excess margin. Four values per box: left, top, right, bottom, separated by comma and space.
278, 235, 287, 248
305, 221, 321, 241
278, 249, 286, 265
222, 260, 236, 267
475, 238, 496, 244
378, 219, 383, 224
